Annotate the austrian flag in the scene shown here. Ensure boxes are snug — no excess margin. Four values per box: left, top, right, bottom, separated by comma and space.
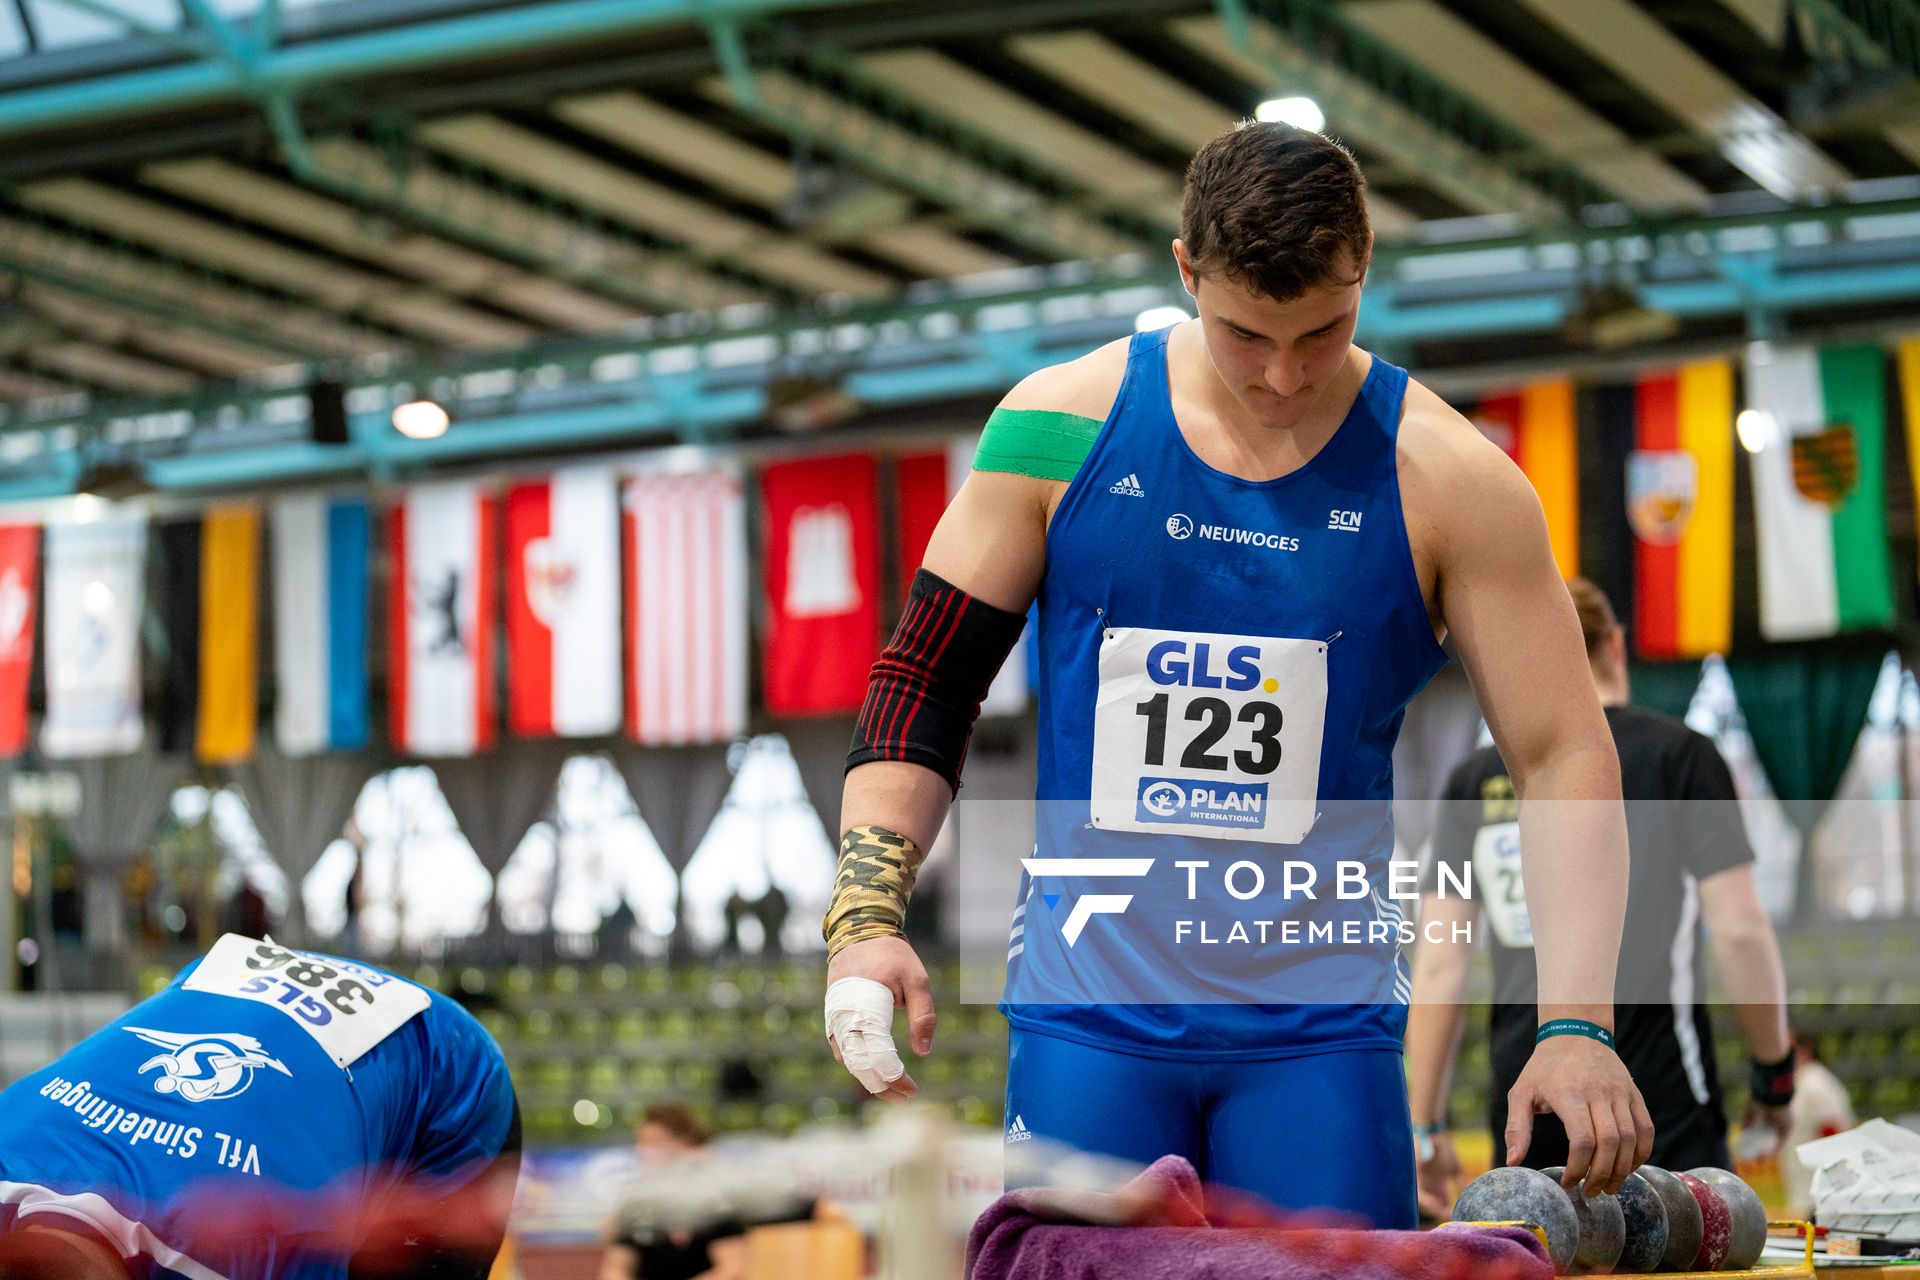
507, 468, 622, 738
389, 482, 497, 757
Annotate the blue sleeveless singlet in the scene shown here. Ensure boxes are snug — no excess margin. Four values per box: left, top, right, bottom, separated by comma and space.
1002, 325, 1448, 1059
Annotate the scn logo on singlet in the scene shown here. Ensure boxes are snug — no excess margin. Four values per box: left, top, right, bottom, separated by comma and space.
1165, 513, 1299, 552
125, 1027, 291, 1103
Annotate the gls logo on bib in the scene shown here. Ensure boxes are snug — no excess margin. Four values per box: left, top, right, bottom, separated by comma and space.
1091, 626, 1328, 843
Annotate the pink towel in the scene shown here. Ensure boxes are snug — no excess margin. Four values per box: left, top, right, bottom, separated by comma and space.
965, 1157, 1553, 1280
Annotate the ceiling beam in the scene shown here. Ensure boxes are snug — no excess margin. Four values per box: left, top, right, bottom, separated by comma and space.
701, 27, 1152, 263
1511, 0, 1852, 199
0, 0, 889, 139
1173, 7, 1590, 226
0, 206, 384, 360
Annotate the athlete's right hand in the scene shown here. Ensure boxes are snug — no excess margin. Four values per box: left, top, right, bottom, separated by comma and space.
825, 936, 936, 1103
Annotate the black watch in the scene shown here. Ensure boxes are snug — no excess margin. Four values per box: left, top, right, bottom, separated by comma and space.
1750, 1050, 1796, 1107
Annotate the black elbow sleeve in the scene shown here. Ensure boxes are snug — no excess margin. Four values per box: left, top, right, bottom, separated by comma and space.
847, 569, 1028, 792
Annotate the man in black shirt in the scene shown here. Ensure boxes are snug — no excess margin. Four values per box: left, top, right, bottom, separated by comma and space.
1405, 579, 1794, 1218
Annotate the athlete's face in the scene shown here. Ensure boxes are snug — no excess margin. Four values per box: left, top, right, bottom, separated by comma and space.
1175, 241, 1364, 427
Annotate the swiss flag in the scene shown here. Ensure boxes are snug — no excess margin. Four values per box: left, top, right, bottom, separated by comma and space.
389, 482, 497, 756
760, 453, 880, 716
506, 468, 622, 738
0, 524, 36, 757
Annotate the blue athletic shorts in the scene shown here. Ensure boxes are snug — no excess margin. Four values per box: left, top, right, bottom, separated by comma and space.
1003, 1027, 1416, 1227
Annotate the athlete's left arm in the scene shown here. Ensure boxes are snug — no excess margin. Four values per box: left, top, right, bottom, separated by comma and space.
1400, 388, 1651, 1196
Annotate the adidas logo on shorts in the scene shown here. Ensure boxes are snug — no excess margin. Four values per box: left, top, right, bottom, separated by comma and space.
1108, 473, 1145, 497
1005, 1114, 1033, 1143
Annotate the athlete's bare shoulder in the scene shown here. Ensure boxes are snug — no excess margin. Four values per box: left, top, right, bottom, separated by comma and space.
998, 334, 1131, 420
1395, 375, 1547, 591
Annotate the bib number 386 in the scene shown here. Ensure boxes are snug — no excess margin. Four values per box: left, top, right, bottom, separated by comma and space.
1090, 626, 1327, 843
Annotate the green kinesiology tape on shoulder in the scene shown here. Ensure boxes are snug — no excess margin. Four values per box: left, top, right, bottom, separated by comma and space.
972, 407, 1103, 482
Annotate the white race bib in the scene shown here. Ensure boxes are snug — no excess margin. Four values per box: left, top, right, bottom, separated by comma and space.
1089, 626, 1327, 843
183, 934, 432, 1068
1471, 822, 1534, 949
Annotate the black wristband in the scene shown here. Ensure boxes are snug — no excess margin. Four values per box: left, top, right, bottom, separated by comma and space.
1749, 1050, 1796, 1106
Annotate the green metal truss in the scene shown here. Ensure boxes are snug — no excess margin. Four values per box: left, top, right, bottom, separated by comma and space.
0, 0, 893, 138
1791, 0, 1920, 81
1215, 0, 1614, 225
284, 114, 802, 316
0, 202, 403, 361
708, 21, 1160, 263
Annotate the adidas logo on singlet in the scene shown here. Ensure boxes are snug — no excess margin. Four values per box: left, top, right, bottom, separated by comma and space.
1006, 1114, 1033, 1143
1108, 473, 1145, 497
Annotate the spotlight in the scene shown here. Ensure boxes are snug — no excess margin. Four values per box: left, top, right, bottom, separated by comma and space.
1736, 409, 1778, 454
1134, 306, 1191, 332
392, 400, 450, 440
1256, 96, 1325, 131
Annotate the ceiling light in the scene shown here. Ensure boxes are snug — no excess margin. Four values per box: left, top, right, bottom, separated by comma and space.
392, 400, 450, 440
1134, 306, 1191, 332
1256, 96, 1325, 131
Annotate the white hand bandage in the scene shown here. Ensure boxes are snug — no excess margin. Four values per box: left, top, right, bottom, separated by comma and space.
824, 976, 904, 1095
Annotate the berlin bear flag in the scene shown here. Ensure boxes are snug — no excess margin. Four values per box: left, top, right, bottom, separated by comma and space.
507, 468, 622, 738
760, 453, 879, 716
390, 482, 497, 756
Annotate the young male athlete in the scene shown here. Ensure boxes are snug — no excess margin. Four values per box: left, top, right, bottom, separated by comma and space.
0, 934, 519, 1279
1406, 579, 1792, 1218
821, 122, 1651, 1225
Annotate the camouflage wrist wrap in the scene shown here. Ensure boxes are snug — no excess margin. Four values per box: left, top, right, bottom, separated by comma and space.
823, 825, 922, 958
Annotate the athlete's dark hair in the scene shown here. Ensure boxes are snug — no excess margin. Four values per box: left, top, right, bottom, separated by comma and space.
1566, 577, 1622, 657
1180, 121, 1372, 302
639, 1102, 712, 1148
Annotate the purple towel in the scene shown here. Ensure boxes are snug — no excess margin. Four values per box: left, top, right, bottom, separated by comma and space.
965, 1157, 1553, 1280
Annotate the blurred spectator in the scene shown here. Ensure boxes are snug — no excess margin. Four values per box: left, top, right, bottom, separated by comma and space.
755, 885, 789, 954
1780, 1032, 1856, 1218
600, 1105, 825, 1280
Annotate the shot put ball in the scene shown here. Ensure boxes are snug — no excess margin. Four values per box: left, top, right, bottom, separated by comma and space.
1636, 1166, 1702, 1273
1453, 1165, 1581, 1274
1676, 1171, 1733, 1271
1543, 1167, 1626, 1274
1614, 1172, 1670, 1274
1687, 1168, 1766, 1270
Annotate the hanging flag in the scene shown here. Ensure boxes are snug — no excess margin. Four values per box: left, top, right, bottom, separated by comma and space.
1473, 380, 1579, 578
1894, 338, 1920, 590
1746, 343, 1894, 640
507, 467, 621, 738
760, 453, 880, 717
42, 517, 146, 757
893, 438, 978, 602
272, 495, 371, 755
892, 437, 1029, 718
390, 482, 497, 756
197, 505, 260, 764
624, 469, 749, 745
1629, 362, 1735, 659
0, 525, 37, 757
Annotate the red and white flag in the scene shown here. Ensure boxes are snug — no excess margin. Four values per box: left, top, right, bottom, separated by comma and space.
624, 469, 749, 744
507, 468, 621, 738
892, 438, 1028, 717
760, 453, 880, 717
389, 482, 497, 756
0, 524, 37, 756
